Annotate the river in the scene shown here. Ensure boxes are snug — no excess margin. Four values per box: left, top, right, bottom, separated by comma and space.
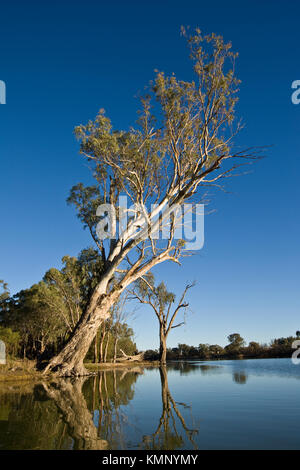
0, 358, 299, 449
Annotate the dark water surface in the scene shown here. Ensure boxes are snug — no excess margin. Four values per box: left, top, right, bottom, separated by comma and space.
0, 358, 299, 450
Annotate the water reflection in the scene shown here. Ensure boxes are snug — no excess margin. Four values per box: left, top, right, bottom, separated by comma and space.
42, 378, 108, 449
166, 361, 202, 375
168, 361, 248, 383
92, 367, 142, 449
232, 372, 248, 384
1, 359, 300, 450
0, 381, 70, 449
0, 366, 198, 450
141, 367, 199, 450
167, 361, 223, 375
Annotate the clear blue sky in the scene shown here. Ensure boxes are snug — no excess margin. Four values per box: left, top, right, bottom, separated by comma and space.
0, 0, 299, 350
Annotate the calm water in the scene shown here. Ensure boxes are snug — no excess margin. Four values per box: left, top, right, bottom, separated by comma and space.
0, 358, 300, 450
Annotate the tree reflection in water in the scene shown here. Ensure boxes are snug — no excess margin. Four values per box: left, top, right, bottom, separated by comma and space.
0, 366, 199, 450
42, 378, 108, 450
141, 367, 199, 450
167, 361, 222, 376
232, 371, 248, 384
92, 367, 142, 449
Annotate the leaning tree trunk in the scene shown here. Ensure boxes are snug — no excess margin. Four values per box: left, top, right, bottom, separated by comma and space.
159, 325, 167, 365
43, 284, 120, 377
42, 249, 171, 376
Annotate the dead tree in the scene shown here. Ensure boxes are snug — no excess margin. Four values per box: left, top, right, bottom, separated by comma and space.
130, 275, 194, 364
117, 348, 145, 363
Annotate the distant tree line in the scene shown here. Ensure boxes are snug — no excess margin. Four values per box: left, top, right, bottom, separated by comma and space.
0, 250, 137, 363
143, 332, 300, 361
2, 267, 298, 365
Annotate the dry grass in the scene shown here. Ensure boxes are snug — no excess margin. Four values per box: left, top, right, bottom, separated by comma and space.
86, 361, 159, 371
0, 358, 41, 382
0, 358, 160, 380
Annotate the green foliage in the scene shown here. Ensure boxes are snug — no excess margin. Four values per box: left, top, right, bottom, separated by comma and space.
208, 344, 224, 356
67, 28, 249, 274
67, 184, 105, 251
151, 333, 299, 361
43, 248, 104, 332
85, 320, 136, 363
0, 280, 9, 302
198, 343, 210, 359
225, 333, 245, 356
1, 248, 111, 360
0, 326, 20, 356
4, 282, 66, 357
227, 333, 245, 346
135, 275, 175, 316
74, 105, 164, 207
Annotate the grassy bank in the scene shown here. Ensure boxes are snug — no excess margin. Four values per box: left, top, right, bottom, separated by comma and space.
0, 358, 159, 381
0, 359, 42, 382
86, 361, 160, 371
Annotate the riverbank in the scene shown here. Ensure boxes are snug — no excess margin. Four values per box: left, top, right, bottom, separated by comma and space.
85, 360, 159, 371
0, 359, 42, 382
0, 358, 160, 381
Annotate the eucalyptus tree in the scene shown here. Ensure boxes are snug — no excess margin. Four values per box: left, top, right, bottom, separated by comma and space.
44, 29, 258, 376
0, 280, 9, 302
0, 326, 20, 356
2, 249, 103, 357
198, 343, 211, 359
131, 274, 193, 364
110, 294, 134, 363
225, 333, 245, 356
5, 283, 66, 357
0, 280, 9, 316
43, 249, 102, 337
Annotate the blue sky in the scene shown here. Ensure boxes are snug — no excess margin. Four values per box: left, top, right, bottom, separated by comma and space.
0, 0, 299, 349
